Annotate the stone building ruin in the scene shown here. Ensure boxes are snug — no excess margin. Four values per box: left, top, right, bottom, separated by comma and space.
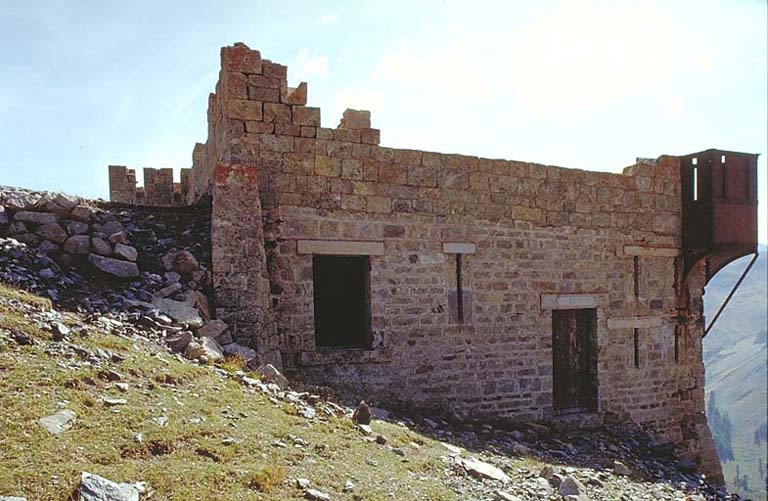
108, 43, 759, 483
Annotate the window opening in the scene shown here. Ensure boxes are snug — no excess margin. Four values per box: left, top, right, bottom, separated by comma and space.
633, 256, 640, 298
456, 254, 464, 323
634, 328, 640, 368
674, 325, 680, 364
312, 255, 372, 349
693, 165, 698, 201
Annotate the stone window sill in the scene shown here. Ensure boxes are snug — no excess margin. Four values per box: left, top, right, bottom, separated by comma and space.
298, 347, 392, 366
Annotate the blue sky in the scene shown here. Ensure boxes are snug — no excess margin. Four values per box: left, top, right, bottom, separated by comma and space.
1, 0, 765, 242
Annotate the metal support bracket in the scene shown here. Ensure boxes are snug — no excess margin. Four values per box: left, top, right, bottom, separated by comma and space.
704, 252, 759, 337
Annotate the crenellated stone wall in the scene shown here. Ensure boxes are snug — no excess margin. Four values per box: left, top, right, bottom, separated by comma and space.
108, 166, 190, 206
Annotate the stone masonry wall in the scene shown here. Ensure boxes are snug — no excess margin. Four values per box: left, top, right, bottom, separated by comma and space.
190, 43, 720, 481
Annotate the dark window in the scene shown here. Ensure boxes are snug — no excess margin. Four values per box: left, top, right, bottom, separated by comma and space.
312, 255, 372, 349
552, 308, 598, 413
456, 254, 464, 323
633, 328, 641, 368
633, 256, 640, 298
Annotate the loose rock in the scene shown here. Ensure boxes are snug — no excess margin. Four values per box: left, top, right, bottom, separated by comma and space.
38, 409, 77, 435
79, 471, 139, 501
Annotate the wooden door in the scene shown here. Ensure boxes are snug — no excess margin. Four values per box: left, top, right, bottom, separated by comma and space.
552, 309, 598, 413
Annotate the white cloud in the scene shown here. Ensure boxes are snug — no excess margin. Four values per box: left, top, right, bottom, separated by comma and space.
333, 88, 385, 113
508, 0, 686, 116
366, 0, 715, 118
291, 50, 329, 81
371, 42, 491, 99
319, 14, 338, 24
667, 95, 685, 118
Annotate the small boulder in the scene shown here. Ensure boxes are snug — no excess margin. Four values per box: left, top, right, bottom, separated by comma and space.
156, 282, 181, 298
223, 343, 257, 361
14, 233, 41, 247
184, 341, 204, 359
113, 243, 138, 262
197, 319, 228, 338
163, 250, 200, 275
14, 210, 58, 225
352, 401, 371, 425
258, 363, 289, 389
79, 471, 139, 501
184, 336, 223, 361
165, 331, 193, 352
69, 205, 93, 222
38, 409, 76, 435
8, 221, 26, 234
102, 221, 124, 236
108, 231, 129, 245
151, 297, 204, 327
38, 240, 59, 255
0, 206, 8, 225
559, 475, 587, 497
200, 337, 225, 360
51, 322, 70, 341
64, 235, 90, 255
90, 237, 112, 256
185, 290, 210, 320
89, 254, 139, 278
460, 457, 511, 483
304, 489, 330, 501
51, 193, 78, 212
65, 220, 89, 235
36, 223, 68, 244
612, 460, 631, 476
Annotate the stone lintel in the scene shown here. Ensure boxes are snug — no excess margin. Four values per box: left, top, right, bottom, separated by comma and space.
299, 348, 391, 366
623, 245, 679, 257
443, 242, 476, 254
541, 294, 598, 310
297, 239, 384, 256
607, 316, 663, 329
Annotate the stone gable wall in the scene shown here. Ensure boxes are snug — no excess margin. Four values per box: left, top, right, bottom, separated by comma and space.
185, 43, 719, 481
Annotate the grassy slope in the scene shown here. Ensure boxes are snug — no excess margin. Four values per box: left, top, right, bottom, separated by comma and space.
703, 246, 768, 500
0, 284, 458, 500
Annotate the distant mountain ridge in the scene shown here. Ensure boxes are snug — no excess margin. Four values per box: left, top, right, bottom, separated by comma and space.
704, 244, 767, 500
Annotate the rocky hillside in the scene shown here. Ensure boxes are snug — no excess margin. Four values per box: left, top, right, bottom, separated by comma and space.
704, 246, 768, 501
0, 187, 744, 500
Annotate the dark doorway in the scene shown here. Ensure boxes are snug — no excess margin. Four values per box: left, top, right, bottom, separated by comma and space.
312, 255, 371, 349
552, 308, 598, 413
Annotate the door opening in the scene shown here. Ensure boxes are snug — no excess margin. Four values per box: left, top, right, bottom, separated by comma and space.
552, 308, 598, 413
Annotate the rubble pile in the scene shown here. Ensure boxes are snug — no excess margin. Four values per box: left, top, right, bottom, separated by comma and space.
0, 187, 256, 367
0, 188, 139, 278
